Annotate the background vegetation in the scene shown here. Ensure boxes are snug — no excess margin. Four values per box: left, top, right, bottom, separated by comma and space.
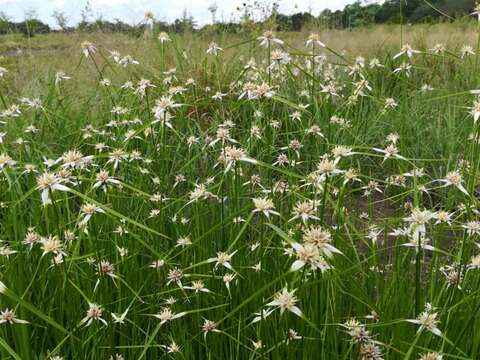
1, 1, 480, 360
0, 0, 477, 36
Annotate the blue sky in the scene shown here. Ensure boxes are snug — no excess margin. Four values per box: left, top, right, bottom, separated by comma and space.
0, 0, 378, 28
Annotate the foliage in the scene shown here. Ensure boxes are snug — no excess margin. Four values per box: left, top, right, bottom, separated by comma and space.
0, 23, 479, 359
0, 0, 477, 38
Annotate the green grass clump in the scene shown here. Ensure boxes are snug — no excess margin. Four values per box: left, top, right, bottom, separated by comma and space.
0, 24, 479, 359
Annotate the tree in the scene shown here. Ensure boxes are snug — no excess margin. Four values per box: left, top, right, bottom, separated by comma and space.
208, 2, 218, 24
78, 0, 94, 30
0, 11, 11, 34
21, 9, 46, 37
52, 9, 68, 30
173, 9, 196, 32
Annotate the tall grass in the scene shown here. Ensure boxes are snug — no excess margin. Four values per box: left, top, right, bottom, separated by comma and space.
0, 23, 479, 359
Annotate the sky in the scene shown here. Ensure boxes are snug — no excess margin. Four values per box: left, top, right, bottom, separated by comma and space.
0, 0, 378, 28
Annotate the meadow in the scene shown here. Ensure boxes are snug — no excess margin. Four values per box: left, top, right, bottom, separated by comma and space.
0, 22, 480, 359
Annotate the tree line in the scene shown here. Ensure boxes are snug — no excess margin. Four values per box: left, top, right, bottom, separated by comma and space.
0, 0, 476, 37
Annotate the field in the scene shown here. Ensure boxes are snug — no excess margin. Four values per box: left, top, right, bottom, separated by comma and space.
0, 22, 480, 359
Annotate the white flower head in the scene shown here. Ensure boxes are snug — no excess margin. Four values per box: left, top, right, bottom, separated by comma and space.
266, 287, 302, 317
